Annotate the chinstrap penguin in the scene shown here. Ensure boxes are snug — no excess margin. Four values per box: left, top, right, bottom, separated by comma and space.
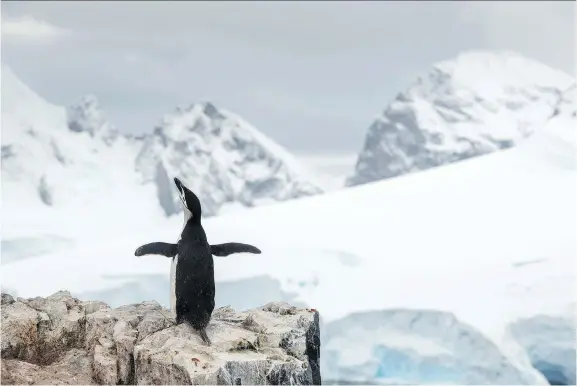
134, 177, 261, 345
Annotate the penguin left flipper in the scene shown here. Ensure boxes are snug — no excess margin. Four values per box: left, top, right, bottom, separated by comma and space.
135, 242, 178, 257
210, 243, 261, 257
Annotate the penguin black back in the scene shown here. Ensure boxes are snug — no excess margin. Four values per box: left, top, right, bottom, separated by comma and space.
173, 178, 215, 344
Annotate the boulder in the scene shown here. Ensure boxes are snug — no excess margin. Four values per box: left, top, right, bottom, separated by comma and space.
1, 291, 321, 385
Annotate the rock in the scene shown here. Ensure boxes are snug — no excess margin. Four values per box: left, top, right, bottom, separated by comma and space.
1, 349, 94, 385
1, 293, 15, 305
1, 293, 321, 385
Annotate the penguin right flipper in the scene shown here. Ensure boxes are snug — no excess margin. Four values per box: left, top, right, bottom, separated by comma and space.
135, 242, 178, 257
210, 243, 261, 257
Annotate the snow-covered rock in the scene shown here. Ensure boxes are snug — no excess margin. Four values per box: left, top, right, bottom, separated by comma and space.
346, 50, 575, 186
66, 94, 119, 145
135, 102, 323, 217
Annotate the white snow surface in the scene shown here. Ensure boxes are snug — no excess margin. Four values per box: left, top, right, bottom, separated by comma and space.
347, 50, 575, 187
1, 64, 323, 234
2, 84, 575, 384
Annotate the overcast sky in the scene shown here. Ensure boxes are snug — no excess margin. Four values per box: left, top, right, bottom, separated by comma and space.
1, 1, 575, 159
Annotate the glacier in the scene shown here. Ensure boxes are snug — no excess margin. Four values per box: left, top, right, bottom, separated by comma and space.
2, 82, 575, 383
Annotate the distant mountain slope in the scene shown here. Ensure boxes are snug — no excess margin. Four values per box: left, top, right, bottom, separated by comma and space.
1, 66, 141, 212
346, 50, 575, 186
135, 102, 322, 217
1, 65, 323, 233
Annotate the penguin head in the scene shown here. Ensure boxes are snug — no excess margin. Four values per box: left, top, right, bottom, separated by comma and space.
174, 177, 202, 222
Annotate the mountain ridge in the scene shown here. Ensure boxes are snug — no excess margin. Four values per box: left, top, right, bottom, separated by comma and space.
135, 101, 323, 216
346, 50, 575, 187
1, 65, 324, 230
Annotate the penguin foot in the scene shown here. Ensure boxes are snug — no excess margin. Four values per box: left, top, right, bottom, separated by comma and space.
198, 329, 211, 346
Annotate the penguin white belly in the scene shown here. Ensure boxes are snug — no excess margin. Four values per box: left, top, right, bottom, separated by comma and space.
170, 255, 178, 316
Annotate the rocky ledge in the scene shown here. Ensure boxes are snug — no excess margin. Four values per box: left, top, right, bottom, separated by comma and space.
0, 292, 321, 385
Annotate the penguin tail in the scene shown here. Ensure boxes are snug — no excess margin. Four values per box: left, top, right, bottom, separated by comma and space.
198, 328, 211, 346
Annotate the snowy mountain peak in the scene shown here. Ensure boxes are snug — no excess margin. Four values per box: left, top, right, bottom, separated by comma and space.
346, 50, 575, 187
66, 95, 118, 145
154, 101, 227, 141
200, 101, 224, 119
3, 69, 322, 222
136, 102, 323, 217
432, 50, 571, 89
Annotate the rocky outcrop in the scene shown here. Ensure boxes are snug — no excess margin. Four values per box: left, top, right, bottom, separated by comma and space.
66, 95, 119, 145
1, 292, 321, 385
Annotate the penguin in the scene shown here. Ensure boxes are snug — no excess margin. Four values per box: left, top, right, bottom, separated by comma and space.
134, 177, 261, 345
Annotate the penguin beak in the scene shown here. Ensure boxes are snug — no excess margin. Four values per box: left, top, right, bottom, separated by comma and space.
173, 178, 188, 210
174, 177, 183, 191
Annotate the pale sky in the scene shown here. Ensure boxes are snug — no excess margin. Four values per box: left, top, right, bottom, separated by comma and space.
1, 1, 575, 159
